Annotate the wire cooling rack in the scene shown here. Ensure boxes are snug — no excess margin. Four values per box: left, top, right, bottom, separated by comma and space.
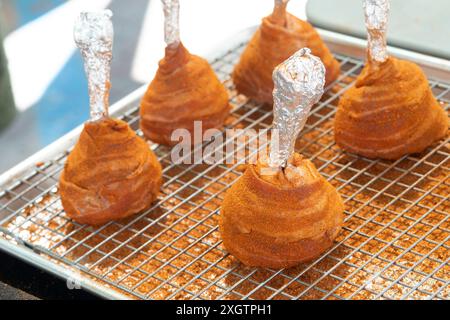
0, 42, 448, 300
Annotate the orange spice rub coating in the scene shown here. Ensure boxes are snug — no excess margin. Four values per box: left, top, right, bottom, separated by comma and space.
220, 154, 344, 269
59, 118, 162, 225
232, 7, 340, 105
140, 43, 231, 146
335, 57, 448, 160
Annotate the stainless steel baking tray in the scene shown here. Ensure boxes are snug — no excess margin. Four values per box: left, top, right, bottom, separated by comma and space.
0, 28, 448, 300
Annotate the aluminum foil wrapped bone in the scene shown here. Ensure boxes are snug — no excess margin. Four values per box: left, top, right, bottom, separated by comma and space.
162, 0, 180, 47
274, 0, 290, 8
74, 10, 113, 121
269, 48, 326, 169
364, 0, 390, 63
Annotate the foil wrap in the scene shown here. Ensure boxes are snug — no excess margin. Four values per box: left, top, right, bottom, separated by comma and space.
275, 0, 290, 6
74, 10, 114, 122
364, 0, 390, 63
162, 0, 181, 47
269, 48, 326, 168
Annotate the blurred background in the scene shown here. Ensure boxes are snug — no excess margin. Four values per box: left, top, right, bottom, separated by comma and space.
0, 0, 307, 173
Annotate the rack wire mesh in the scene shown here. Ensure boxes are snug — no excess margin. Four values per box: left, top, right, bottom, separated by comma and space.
0, 42, 448, 300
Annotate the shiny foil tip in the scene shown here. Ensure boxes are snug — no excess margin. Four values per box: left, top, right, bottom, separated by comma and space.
74, 10, 114, 122
269, 48, 326, 169
162, 0, 181, 47
364, 0, 390, 63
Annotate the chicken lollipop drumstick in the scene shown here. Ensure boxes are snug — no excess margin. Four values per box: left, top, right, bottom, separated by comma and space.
59, 11, 162, 226
220, 49, 344, 269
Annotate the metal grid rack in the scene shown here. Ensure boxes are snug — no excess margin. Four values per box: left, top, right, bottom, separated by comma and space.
0, 42, 448, 300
